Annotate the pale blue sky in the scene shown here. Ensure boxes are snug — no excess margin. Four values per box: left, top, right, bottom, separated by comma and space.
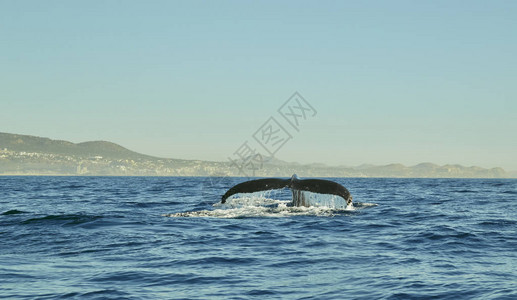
1, 1, 516, 170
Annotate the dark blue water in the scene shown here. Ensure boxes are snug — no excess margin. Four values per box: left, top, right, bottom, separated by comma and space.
1, 176, 516, 299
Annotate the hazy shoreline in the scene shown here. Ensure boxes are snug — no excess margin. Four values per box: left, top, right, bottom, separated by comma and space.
1, 132, 511, 178
1, 174, 515, 179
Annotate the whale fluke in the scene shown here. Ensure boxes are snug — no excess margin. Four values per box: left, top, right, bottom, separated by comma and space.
221, 178, 291, 203
221, 174, 352, 207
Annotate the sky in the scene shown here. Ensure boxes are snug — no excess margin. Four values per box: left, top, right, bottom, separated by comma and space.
1, 1, 516, 170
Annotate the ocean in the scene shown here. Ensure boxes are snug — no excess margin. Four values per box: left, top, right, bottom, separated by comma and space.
0, 176, 516, 299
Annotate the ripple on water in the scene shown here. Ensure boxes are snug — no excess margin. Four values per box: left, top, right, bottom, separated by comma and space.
21, 214, 103, 227
1, 176, 516, 300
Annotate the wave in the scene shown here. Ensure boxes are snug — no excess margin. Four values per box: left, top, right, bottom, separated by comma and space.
1, 209, 27, 215
22, 214, 103, 226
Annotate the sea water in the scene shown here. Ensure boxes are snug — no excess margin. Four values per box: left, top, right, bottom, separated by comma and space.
1, 176, 516, 299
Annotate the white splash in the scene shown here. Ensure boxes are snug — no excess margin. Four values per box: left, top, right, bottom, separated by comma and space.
164, 195, 373, 219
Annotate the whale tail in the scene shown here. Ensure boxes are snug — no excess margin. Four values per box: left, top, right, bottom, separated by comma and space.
221, 174, 352, 207
221, 178, 291, 203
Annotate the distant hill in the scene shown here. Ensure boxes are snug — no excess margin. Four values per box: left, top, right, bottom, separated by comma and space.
0, 132, 510, 178
257, 159, 507, 178
358, 162, 507, 178
0, 132, 155, 160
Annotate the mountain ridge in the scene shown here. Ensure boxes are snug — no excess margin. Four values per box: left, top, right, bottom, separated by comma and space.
0, 132, 510, 178
0, 132, 156, 161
